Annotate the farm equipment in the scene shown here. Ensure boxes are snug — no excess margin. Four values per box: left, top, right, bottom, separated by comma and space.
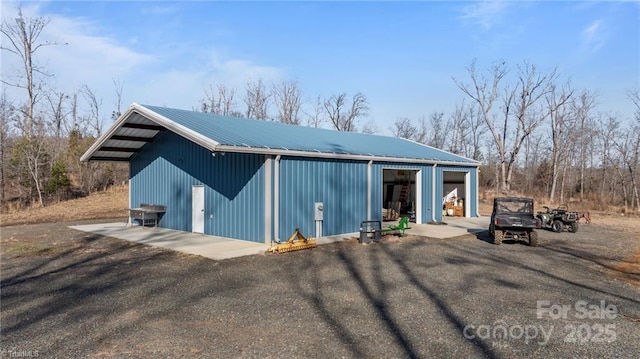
382, 216, 412, 237
537, 205, 579, 233
268, 228, 317, 253
489, 197, 540, 246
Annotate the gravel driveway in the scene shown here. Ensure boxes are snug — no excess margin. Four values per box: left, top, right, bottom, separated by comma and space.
1, 220, 639, 358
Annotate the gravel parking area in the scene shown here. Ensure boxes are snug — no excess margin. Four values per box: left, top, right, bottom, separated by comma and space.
1, 219, 639, 358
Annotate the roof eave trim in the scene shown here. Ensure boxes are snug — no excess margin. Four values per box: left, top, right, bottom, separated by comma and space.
80, 103, 221, 162
134, 104, 220, 152
214, 145, 479, 166
402, 138, 481, 165
80, 104, 139, 162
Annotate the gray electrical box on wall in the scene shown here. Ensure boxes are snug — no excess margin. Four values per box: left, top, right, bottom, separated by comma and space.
314, 202, 324, 221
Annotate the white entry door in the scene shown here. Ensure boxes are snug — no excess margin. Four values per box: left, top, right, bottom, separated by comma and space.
192, 185, 205, 233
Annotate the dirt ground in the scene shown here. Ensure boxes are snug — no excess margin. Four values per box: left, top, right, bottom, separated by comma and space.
1, 217, 639, 358
0, 187, 128, 227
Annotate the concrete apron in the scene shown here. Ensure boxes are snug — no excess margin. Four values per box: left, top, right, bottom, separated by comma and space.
69, 217, 489, 260
317, 216, 491, 244
415, 216, 490, 239
68, 223, 269, 261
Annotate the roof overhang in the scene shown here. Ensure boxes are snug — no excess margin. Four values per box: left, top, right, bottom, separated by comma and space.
80, 103, 220, 162
82, 103, 479, 167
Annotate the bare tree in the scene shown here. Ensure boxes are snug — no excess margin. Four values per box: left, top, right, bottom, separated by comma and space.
460, 101, 486, 160
453, 59, 507, 184
245, 78, 270, 120
200, 83, 237, 116
545, 82, 575, 203
1, 7, 61, 136
614, 90, 640, 210
323, 92, 369, 132
454, 59, 558, 192
572, 90, 597, 202
610, 123, 640, 211
426, 112, 447, 148
596, 114, 619, 203
1, 7, 62, 206
218, 84, 239, 116
273, 80, 303, 125
390, 117, 417, 139
11, 108, 49, 206
412, 116, 428, 144
80, 84, 103, 136
45, 89, 70, 164
46, 90, 69, 139
305, 95, 325, 128
628, 89, 640, 122
360, 120, 378, 134
112, 78, 124, 121
0, 91, 15, 202
447, 105, 468, 155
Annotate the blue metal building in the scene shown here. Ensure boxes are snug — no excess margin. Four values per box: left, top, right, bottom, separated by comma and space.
82, 104, 480, 244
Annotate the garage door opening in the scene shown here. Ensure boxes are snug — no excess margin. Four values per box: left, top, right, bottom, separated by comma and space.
442, 171, 470, 218
382, 169, 420, 223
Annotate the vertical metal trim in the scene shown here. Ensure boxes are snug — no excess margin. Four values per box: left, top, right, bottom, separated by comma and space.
465, 171, 471, 218
264, 155, 272, 244
432, 164, 438, 222
128, 178, 132, 225
274, 155, 281, 241
476, 168, 480, 217
367, 160, 372, 221
415, 169, 422, 224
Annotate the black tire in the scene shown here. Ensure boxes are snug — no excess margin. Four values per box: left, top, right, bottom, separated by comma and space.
494, 230, 503, 245
529, 231, 539, 247
552, 220, 563, 233
568, 221, 579, 233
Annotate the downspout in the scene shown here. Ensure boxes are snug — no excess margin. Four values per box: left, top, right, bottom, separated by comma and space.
432, 164, 438, 223
367, 160, 373, 221
476, 167, 481, 217
274, 155, 281, 242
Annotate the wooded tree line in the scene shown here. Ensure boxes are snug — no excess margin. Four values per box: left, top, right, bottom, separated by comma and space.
198, 79, 374, 133
390, 60, 640, 212
1, 8, 376, 209
0, 8, 129, 209
2, 8, 638, 213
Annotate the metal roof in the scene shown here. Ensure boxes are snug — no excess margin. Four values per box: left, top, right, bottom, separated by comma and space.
81, 103, 479, 166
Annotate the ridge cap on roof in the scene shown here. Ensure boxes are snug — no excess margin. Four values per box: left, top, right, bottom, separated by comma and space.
140, 104, 408, 141
138, 104, 478, 165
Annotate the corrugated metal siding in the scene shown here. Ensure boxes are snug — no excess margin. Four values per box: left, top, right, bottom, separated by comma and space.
130, 131, 265, 242
279, 158, 368, 237
435, 166, 478, 222
143, 105, 477, 164
421, 166, 434, 223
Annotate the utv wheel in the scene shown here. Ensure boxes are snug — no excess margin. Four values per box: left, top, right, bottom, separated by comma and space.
568, 221, 579, 233
494, 230, 503, 245
552, 220, 563, 233
529, 231, 539, 247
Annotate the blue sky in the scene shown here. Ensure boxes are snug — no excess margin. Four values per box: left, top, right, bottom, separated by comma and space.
1, 1, 638, 135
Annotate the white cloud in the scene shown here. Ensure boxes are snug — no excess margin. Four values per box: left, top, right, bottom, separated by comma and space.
1, 2, 152, 110
460, 0, 508, 29
1, 1, 285, 126
582, 20, 606, 54
130, 51, 284, 111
